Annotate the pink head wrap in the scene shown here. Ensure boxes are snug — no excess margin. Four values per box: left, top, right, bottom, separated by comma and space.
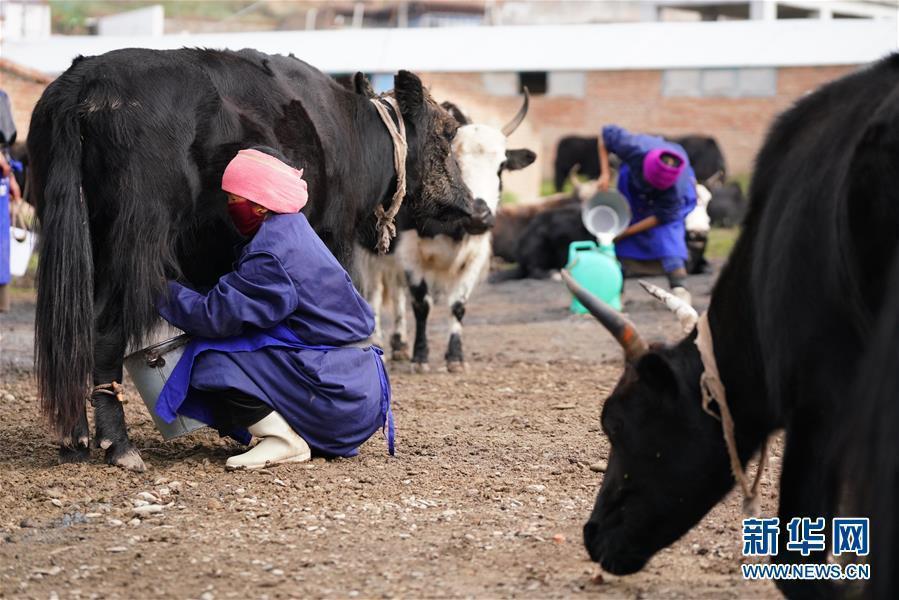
221, 149, 308, 213
642, 147, 686, 190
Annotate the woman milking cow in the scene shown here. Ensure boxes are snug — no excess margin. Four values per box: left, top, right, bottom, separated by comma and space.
152, 147, 394, 469
30, 50, 480, 471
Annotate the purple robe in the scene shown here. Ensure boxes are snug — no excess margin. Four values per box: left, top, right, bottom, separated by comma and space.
157, 212, 393, 457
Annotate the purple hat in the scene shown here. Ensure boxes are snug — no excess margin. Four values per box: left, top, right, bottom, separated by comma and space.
642, 148, 686, 190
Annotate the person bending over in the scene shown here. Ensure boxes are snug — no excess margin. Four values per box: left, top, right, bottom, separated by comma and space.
597, 125, 697, 303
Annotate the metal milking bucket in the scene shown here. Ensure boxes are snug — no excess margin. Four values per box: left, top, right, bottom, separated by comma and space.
123, 334, 207, 440
581, 190, 631, 246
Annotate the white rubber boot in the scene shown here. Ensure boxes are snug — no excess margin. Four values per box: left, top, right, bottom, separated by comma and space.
225, 411, 311, 471
671, 286, 693, 307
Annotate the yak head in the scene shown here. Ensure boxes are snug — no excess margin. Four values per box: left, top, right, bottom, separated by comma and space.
440, 92, 537, 230
386, 70, 490, 235
562, 273, 735, 575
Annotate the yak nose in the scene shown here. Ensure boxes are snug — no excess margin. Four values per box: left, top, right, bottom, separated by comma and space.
463, 198, 495, 235
473, 197, 491, 217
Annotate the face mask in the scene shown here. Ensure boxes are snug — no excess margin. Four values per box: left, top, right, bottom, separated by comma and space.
227, 200, 266, 236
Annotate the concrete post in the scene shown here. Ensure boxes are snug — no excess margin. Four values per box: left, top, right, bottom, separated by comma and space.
750, 1, 778, 20
640, 1, 660, 21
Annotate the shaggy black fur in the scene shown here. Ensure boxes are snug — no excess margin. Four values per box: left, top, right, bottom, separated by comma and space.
839, 249, 899, 599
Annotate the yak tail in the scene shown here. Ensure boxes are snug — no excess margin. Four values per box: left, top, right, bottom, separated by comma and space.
30, 89, 94, 438
838, 248, 899, 599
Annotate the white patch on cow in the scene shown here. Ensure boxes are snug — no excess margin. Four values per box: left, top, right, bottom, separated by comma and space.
454, 125, 508, 212
354, 246, 407, 349
398, 229, 491, 286
686, 183, 712, 233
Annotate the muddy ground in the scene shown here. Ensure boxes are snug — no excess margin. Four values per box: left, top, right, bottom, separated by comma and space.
0, 266, 780, 599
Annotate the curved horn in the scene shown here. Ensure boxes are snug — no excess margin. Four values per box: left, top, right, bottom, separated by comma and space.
705, 169, 725, 188
562, 269, 647, 362
638, 280, 699, 334
501, 87, 529, 137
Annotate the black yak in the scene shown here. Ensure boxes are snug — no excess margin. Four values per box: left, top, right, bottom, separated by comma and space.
566, 55, 899, 598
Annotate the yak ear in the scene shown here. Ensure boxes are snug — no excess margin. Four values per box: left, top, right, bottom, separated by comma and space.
353, 72, 375, 98
394, 70, 425, 118
635, 353, 679, 398
504, 149, 537, 172
440, 101, 470, 125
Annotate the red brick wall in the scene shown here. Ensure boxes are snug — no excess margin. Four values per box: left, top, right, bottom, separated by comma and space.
422, 65, 856, 186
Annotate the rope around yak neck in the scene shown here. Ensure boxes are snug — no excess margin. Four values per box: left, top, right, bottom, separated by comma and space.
695, 311, 770, 517
369, 96, 408, 255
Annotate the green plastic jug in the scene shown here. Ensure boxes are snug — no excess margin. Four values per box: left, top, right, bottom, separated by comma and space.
566, 240, 623, 313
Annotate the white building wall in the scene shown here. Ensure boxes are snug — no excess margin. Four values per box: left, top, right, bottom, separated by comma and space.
0, 2, 51, 41
96, 5, 165, 37
3, 19, 897, 75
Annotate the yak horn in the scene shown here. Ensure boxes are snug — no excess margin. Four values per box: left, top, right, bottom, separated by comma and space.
501, 87, 530, 137
567, 163, 581, 191
705, 169, 725, 188
638, 280, 699, 334
562, 269, 647, 362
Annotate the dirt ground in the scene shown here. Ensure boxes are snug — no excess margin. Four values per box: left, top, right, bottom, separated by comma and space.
0, 266, 781, 599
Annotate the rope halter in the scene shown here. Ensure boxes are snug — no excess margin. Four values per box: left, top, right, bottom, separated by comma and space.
369, 96, 408, 255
